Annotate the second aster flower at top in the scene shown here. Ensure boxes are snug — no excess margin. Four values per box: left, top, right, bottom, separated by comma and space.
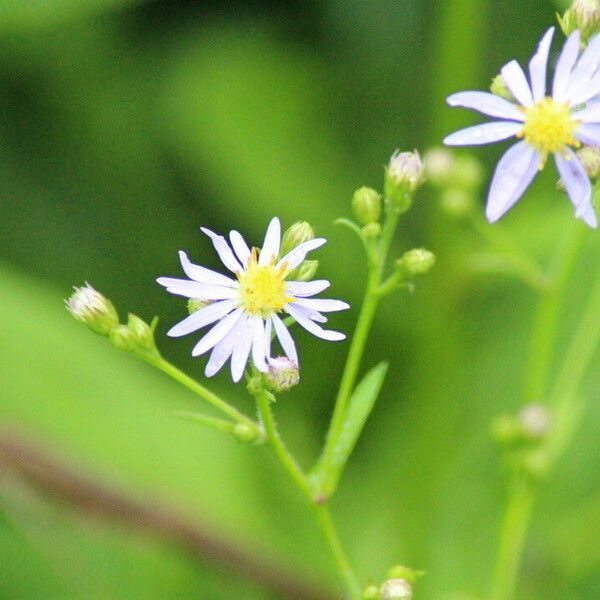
157, 217, 349, 382
444, 27, 600, 228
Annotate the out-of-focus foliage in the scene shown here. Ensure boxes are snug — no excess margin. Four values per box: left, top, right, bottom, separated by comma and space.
0, 0, 599, 598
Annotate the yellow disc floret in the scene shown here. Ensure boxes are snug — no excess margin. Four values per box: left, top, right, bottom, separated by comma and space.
519, 97, 579, 162
238, 249, 291, 317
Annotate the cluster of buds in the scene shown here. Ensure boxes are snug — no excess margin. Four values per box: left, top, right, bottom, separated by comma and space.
66, 283, 159, 359
559, 0, 600, 43
423, 147, 483, 218
492, 403, 553, 448
281, 221, 319, 281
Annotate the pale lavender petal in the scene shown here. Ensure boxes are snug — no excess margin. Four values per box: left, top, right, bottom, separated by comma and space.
568, 68, 600, 106
286, 280, 330, 297
285, 304, 346, 342
259, 217, 281, 265
444, 121, 522, 146
167, 299, 237, 337
156, 277, 239, 300
200, 227, 242, 273
229, 231, 251, 267
264, 317, 273, 361
290, 304, 328, 323
251, 316, 268, 373
277, 238, 326, 270
231, 314, 254, 382
486, 141, 539, 223
192, 308, 244, 356
271, 313, 298, 364
573, 102, 600, 123
567, 31, 600, 97
178, 251, 236, 287
293, 298, 350, 312
575, 123, 600, 146
205, 321, 240, 377
553, 30, 580, 101
529, 28, 554, 101
501, 60, 533, 107
554, 149, 597, 228
447, 91, 524, 121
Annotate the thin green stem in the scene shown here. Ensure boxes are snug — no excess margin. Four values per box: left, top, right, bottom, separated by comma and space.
490, 477, 536, 600
490, 224, 591, 600
314, 208, 401, 498
254, 389, 361, 598
524, 223, 585, 403
144, 355, 261, 434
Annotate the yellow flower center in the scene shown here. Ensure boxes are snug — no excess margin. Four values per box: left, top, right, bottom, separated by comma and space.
519, 97, 579, 160
237, 250, 291, 317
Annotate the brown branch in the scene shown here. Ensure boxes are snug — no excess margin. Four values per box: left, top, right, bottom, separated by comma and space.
0, 425, 337, 600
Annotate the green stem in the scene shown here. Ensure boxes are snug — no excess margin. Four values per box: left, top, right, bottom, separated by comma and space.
490, 477, 536, 600
490, 224, 590, 600
524, 223, 585, 403
254, 390, 361, 599
144, 355, 261, 434
315, 207, 401, 497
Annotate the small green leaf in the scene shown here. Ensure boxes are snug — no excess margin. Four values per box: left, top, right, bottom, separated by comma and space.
312, 362, 388, 498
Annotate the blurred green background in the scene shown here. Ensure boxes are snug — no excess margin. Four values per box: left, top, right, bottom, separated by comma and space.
1, 0, 599, 598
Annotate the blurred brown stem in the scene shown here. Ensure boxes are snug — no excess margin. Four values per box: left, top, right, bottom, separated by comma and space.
0, 425, 336, 600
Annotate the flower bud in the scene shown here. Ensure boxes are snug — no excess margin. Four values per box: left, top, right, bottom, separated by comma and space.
187, 298, 212, 314
380, 578, 413, 600
397, 248, 436, 276
518, 404, 552, 442
352, 186, 382, 225
65, 283, 119, 336
264, 357, 299, 392
439, 188, 474, 218
109, 313, 159, 358
577, 146, 600, 180
362, 584, 380, 599
384, 150, 425, 211
281, 221, 315, 255
564, 0, 600, 41
288, 259, 319, 282
490, 74, 515, 102
361, 223, 382, 238
233, 422, 260, 443
423, 147, 455, 187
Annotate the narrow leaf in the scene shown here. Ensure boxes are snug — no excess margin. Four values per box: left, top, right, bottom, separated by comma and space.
314, 362, 388, 498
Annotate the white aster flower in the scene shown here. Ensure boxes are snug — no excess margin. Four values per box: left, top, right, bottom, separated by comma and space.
157, 217, 349, 382
444, 27, 600, 228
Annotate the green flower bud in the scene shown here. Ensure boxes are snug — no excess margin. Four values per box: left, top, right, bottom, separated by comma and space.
187, 298, 212, 314
264, 357, 299, 392
384, 150, 425, 211
380, 578, 413, 600
577, 146, 600, 180
288, 259, 319, 282
362, 223, 382, 238
490, 74, 515, 102
423, 147, 455, 188
451, 155, 484, 191
109, 313, 159, 358
281, 221, 315, 255
362, 584, 380, 599
398, 248, 436, 276
439, 188, 474, 218
563, 0, 600, 41
233, 422, 260, 443
352, 186, 382, 225
65, 283, 119, 336
518, 404, 552, 442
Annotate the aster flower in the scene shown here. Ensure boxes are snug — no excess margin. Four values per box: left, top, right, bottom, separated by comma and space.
444, 27, 600, 228
157, 218, 349, 382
